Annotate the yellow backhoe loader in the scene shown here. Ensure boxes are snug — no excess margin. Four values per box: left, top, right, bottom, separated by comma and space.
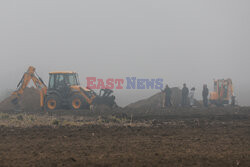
11, 66, 116, 111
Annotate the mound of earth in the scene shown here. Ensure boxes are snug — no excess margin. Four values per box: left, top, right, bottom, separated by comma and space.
0, 87, 41, 113
126, 87, 200, 110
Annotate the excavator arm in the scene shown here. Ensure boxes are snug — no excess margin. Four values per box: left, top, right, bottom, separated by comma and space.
12, 66, 47, 108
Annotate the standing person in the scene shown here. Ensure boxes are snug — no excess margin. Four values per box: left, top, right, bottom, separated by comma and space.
182, 83, 189, 107
189, 87, 195, 107
202, 84, 209, 107
231, 96, 236, 106
163, 84, 172, 107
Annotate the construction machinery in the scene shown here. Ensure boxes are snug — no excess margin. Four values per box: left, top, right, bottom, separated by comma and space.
209, 79, 235, 106
11, 66, 116, 111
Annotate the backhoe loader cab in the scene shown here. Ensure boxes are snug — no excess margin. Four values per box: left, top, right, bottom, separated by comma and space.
45, 71, 95, 110
48, 72, 80, 89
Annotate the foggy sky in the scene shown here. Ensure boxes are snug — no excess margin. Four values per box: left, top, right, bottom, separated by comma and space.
0, 0, 250, 106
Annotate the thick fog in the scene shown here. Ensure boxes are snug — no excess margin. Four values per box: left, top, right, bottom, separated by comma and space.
0, 0, 250, 106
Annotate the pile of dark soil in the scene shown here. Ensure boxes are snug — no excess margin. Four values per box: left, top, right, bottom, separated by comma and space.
126, 87, 183, 109
0, 87, 41, 113
126, 87, 202, 112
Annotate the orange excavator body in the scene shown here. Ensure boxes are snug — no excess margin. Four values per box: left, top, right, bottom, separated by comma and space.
209, 79, 234, 105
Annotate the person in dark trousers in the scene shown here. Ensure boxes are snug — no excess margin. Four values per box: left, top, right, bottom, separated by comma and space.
163, 84, 172, 107
182, 83, 189, 107
231, 96, 236, 106
202, 84, 209, 107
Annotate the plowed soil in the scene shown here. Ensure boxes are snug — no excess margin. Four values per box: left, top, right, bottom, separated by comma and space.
0, 108, 249, 167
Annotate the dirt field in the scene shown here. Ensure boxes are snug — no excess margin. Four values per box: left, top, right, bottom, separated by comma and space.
0, 107, 249, 167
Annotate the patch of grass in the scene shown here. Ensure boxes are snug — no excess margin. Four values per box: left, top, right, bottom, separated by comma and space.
107, 115, 129, 123
30, 117, 34, 121
52, 119, 59, 126
0, 114, 10, 120
16, 115, 24, 121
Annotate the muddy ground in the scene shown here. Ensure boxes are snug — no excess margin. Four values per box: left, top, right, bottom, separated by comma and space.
0, 107, 249, 167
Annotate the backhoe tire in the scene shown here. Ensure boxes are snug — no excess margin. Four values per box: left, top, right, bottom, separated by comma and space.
70, 94, 85, 110
45, 95, 60, 111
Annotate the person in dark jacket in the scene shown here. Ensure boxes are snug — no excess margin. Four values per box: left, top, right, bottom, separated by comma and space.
231, 96, 236, 106
182, 83, 189, 107
202, 84, 209, 107
163, 84, 172, 107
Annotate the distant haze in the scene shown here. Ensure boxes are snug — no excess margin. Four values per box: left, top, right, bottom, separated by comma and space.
0, 0, 249, 106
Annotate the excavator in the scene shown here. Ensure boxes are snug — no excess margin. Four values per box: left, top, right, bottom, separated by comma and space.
209, 79, 235, 106
11, 66, 116, 111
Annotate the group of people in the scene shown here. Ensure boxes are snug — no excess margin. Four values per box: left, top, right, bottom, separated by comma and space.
163, 84, 209, 107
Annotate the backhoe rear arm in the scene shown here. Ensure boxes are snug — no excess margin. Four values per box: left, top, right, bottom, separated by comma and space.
12, 66, 47, 107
